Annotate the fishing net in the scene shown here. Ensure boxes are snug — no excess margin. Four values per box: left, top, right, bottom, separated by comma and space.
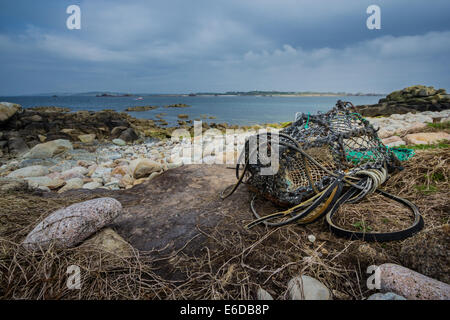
222, 100, 423, 242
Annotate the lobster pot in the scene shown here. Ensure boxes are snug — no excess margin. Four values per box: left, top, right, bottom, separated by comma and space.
245, 105, 399, 207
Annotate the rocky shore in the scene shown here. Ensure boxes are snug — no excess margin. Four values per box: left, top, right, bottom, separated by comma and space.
1, 85, 450, 193
1, 106, 449, 193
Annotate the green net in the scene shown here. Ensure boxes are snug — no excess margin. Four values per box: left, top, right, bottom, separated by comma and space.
389, 147, 415, 161
346, 147, 415, 164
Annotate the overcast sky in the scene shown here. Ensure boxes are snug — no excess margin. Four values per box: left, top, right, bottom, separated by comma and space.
0, 0, 449, 95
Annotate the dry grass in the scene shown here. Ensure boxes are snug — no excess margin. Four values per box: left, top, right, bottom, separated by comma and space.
0, 149, 448, 300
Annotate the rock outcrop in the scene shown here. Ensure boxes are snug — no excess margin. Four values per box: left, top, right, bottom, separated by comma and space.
356, 85, 450, 117
0, 106, 147, 161
0, 102, 21, 122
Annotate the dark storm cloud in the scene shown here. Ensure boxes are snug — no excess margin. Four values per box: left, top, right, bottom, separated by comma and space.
0, 0, 449, 95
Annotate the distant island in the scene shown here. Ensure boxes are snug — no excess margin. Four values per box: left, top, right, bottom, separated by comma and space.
3, 90, 384, 97
96, 93, 134, 97
93, 90, 384, 97
193, 91, 383, 97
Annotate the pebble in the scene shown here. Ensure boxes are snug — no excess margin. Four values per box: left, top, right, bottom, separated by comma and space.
112, 138, 126, 146
83, 181, 103, 190
381, 135, 405, 147
22, 139, 73, 159
7, 165, 49, 179
287, 275, 331, 300
256, 288, 274, 300
58, 177, 84, 193
367, 292, 407, 300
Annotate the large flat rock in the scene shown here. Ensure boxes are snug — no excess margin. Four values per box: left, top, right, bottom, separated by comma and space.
47, 164, 251, 254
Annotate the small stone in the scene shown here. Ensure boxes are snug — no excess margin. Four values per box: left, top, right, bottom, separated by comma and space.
104, 180, 120, 190
60, 128, 76, 134
111, 126, 127, 138
22, 198, 122, 250
367, 292, 406, 300
256, 288, 274, 300
91, 166, 112, 180
129, 158, 161, 179
57, 178, 84, 193
83, 181, 102, 190
119, 174, 134, 188
119, 128, 139, 142
379, 263, 450, 300
405, 122, 427, 131
22, 139, 73, 159
382, 136, 405, 147
287, 275, 331, 300
80, 228, 133, 259
77, 160, 95, 168
112, 165, 129, 176
24, 176, 63, 189
78, 134, 96, 143
87, 165, 97, 177
7, 165, 49, 179
377, 128, 395, 139
112, 138, 126, 146
60, 166, 88, 180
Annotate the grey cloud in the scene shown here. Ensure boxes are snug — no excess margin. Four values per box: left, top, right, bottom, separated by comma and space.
0, 0, 449, 95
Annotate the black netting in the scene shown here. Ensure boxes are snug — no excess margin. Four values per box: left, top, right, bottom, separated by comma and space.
243, 100, 400, 206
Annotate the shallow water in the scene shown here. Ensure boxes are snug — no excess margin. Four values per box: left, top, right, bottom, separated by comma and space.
0, 95, 382, 126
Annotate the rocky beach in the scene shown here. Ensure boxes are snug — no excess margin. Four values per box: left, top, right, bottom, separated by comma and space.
0, 85, 449, 300
1, 86, 449, 193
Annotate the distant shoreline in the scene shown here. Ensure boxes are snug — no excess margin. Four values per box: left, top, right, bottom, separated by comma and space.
0, 92, 385, 98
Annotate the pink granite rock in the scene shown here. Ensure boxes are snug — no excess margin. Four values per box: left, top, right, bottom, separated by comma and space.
380, 263, 450, 300
381, 136, 405, 147
404, 132, 450, 145
22, 197, 122, 250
